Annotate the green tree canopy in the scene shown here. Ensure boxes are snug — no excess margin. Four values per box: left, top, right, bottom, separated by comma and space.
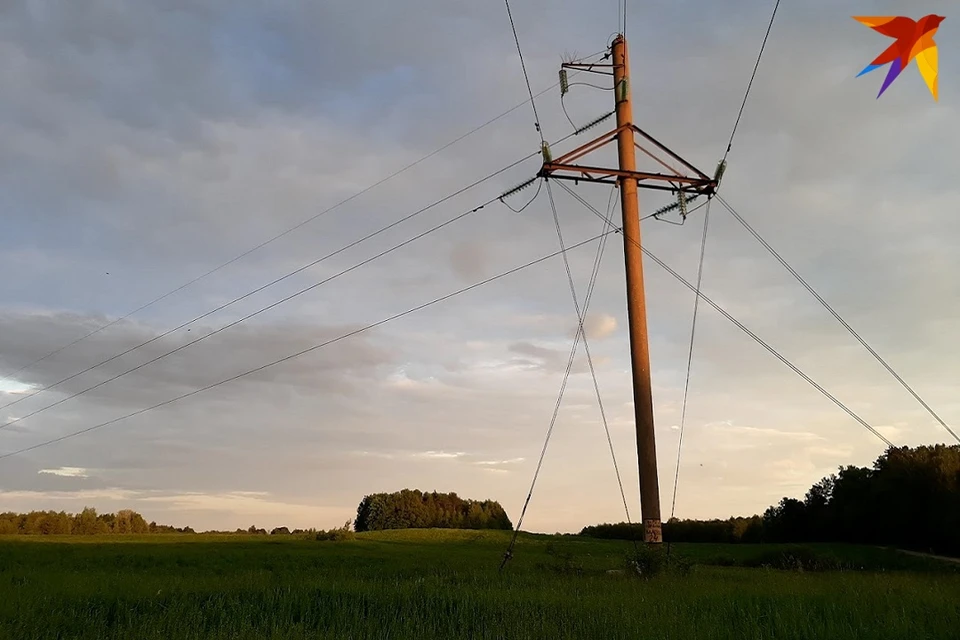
354, 490, 512, 532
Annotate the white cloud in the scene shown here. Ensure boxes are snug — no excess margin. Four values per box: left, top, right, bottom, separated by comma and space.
580, 313, 618, 340
0, 378, 35, 394
708, 424, 825, 443
0, 488, 350, 530
0, 489, 137, 501
415, 451, 467, 459
139, 491, 344, 521
38, 467, 89, 478
475, 458, 525, 466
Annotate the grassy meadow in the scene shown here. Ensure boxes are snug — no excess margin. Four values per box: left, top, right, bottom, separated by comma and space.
2, 529, 959, 639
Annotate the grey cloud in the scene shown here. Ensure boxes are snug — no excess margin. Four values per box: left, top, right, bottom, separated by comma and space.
0, 310, 399, 426
507, 340, 612, 375
0, 0, 956, 533
450, 240, 490, 282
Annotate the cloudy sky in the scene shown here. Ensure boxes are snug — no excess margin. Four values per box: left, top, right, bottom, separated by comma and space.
0, 0, 957, 533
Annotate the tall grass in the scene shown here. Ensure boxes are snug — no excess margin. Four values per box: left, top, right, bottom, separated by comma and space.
2, 531, 958, 639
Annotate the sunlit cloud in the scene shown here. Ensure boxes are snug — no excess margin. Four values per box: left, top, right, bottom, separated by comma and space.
38, 467, 89, 478
415, 451, 467, 459
0, 378, 36, 394
475, 458, 525, 466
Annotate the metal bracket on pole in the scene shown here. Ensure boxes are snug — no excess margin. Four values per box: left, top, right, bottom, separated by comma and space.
537, 124, 718, 197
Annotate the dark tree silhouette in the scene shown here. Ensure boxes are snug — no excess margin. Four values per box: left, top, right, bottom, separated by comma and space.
354, 489, 512, 532
583, 445, 960, 555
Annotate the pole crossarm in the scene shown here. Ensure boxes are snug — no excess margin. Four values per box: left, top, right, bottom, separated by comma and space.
537, 123, 718, 196
540, 165, 715, 193
560, 62, 615, 76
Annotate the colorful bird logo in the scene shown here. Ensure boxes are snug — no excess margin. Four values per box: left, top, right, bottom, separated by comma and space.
853, 15, 945, 100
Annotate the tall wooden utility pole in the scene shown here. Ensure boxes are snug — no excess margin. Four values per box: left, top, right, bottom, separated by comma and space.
610, 35, 661, 544
540, 34, 719, 544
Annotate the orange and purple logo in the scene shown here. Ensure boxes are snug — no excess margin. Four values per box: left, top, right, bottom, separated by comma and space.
854, 15, 944, 100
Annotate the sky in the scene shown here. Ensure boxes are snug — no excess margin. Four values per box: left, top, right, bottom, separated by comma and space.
0, 0, 957, 533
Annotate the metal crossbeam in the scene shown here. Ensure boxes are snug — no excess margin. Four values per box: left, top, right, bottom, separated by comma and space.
538, 124, 718, 196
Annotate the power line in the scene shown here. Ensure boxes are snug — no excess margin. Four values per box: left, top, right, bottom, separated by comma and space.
716, 195, 959, 445
503, 0, 544, 143
550, 182, 635, 533
558, 186, 895, 448
0, 232, 615, 462
0, 80, 566, 388
0, 152, 539, 416
502, 185, 618, 569
645, 249, 893, 448
3, 120, 595, 416
670, 198, 711, 520
723, 0, 781, 163
0, 193, 503, 432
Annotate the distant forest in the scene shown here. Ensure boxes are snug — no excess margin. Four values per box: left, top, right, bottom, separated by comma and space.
1, 489, 513, 536
582, 445, 960, 556
0, 508, 195, 535
0, 508, 347, 537
8, 445, 956, 550
355, 490, 512, 531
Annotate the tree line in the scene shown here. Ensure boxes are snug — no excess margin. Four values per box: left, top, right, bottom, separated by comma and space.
580, 516, 764, 544
0, 507, 195, 535
761, 444, 960, 554
355, 489, 512, 531
0, 510, 357, 537
580, 445, 960, 555
1, 489, 514, 536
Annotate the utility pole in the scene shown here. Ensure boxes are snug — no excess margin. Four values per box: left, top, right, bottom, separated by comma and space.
611, 35, 661, 544
540, 34, 719, 545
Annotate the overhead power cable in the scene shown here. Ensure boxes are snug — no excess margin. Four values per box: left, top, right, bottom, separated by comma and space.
502, 184, 618, 569
0, 151, 541, 416
723, 0, 781, 163
0, 194, 505, 432
557, 185, 895, 448
3, 117, 599, 418
0, 79, 568, 388
670, 198, 712, 520
716, 195, 959, 445
547, 182, 635, 541
0, 232, 616, 462
503, 0, 544, 143
645, 250, 892, 448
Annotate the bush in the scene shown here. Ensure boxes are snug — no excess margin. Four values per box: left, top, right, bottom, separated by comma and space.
711, 554, 737, 567
743, 546, 845, 572
315, 521, 356, 542
538, 544, 583, 576
624, 545, 691, 578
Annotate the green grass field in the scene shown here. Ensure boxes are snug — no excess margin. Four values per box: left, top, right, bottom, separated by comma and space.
3, 530, 959, 639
